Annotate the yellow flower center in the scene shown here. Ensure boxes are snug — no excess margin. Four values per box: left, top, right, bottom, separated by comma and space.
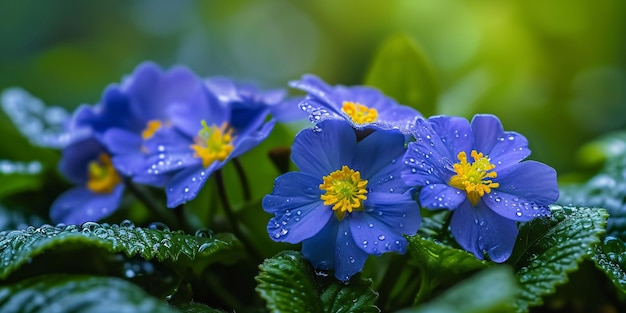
341, 101, 378, 124
141, 120, 164, 140
449, 150, 500, 206
319, 165, 368, 220
190, 120, 234, 168
87, 153, 121, 194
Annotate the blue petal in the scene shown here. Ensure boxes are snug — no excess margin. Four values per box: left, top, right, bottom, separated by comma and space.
230, 119, 275, 159
142, 127, 200, 175
50, 185, 124, 225
59, 137, 108, 184
351, 128, 406, 182
289, 74, 335, 109
333, 222, 370, 281
302, 218, 339, 271
167, 90, 227, 139
361, 191, 421, 236
483, 161, 558, 221
348, 199, 417, 256
450, 200, 518, 262
429, 115, 474, 159
266, 200, 332, 244
291, 120, 357, 178
418, 183, 465, 210
268, 97, 309, 122
164, 164, 217, 207
471, 115, 530, 168
263, 172, 323, 213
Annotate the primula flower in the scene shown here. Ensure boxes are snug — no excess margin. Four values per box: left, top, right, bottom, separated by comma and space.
138, 81, 277, 207
289, 74, 422, 133
401, 114, 559, 262
205, 77, 306, 124
263, 120, 421, 281
50, 137, 124, 224
71, 61, 213, 186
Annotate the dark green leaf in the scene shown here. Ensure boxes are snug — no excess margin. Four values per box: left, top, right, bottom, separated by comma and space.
559, 157, 626, 240
176, 302, 227, 313
396, 266, 517, 313
364, 34, 438, 117
320, 278, 380, 313
256, 250, 323, 313
589, 236, 626, 294
0, 222, 242, 281
255, 250, 380, 313
0, 274, 179, 313
508, 205, 608, 312
406, 235, 491, 304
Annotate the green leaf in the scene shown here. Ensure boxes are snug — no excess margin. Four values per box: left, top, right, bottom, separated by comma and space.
176, 302, 227, 313
0, 222, 242, 281
364, 34, 438, 117
576, 130, 626, 167
589, 236, 626, 294
255, 250, 380, 313
559, 157, 626, 240
0, 274, 179, 313
320, 278, 380, 313
507, 205, 608, 312
396, 266, 518, 313
256, 250, 323, 313
406, 235, 491, 304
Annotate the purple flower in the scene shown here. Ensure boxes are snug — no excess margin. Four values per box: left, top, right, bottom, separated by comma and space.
72, 61, 212, 185
402, 114, 559, 262
289, 74, 422, 133
139, 82, 276, 207
263, 120, 421, 281
205, 77, 306, 124
50, 137, 124, 224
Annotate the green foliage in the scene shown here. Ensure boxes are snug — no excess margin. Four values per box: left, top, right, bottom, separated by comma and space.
255, 250, 379, 313
507, 205, 608, 312
396, 267, 518, 313
590, 236, 626, 294
0, 222, 242, 280
364, 34, 438, 117
0, 274, 179, 313
406, 235, 491, 304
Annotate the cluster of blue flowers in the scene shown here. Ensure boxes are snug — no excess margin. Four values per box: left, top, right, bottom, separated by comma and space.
51, 62, 559, 282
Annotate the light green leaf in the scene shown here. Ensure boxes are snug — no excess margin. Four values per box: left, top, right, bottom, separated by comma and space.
406, 235, 491, 304
255, 250, 380, 313
396, 266, 517, 313
589, 236, 626, 294
0, 222, 242, 281
507, 205, 608, 312
255, 250, 323, 313
576, 130, 626, 167
0, 274, 179, 313
364, 34, 438, 117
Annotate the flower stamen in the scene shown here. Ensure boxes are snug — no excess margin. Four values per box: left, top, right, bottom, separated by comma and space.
142, 120, 164, 140
190, 120, 234, 168
449, 150, 499, 206
87, 153, 121, 194
341, 101, 378, 124
319, 165, 368, 220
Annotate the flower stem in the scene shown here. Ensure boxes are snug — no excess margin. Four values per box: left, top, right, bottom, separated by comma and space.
214, 169, 262, 261
232, 158, 251, 202
123, 178, 181, 230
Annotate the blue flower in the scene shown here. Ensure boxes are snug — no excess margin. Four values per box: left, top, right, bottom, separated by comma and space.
50, 137, 124, 224
139, 81, 277, 207
263, 120, 421, 281
289, 74, 422, 133
205, 77, 307, 124
72, 61, 211, 186
402, 114, 559, 262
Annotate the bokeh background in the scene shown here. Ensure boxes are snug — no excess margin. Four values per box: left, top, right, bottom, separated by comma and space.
1, 0, 625, 177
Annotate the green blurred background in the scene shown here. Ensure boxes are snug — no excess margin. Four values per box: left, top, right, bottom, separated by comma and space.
1, 0, 625, 176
